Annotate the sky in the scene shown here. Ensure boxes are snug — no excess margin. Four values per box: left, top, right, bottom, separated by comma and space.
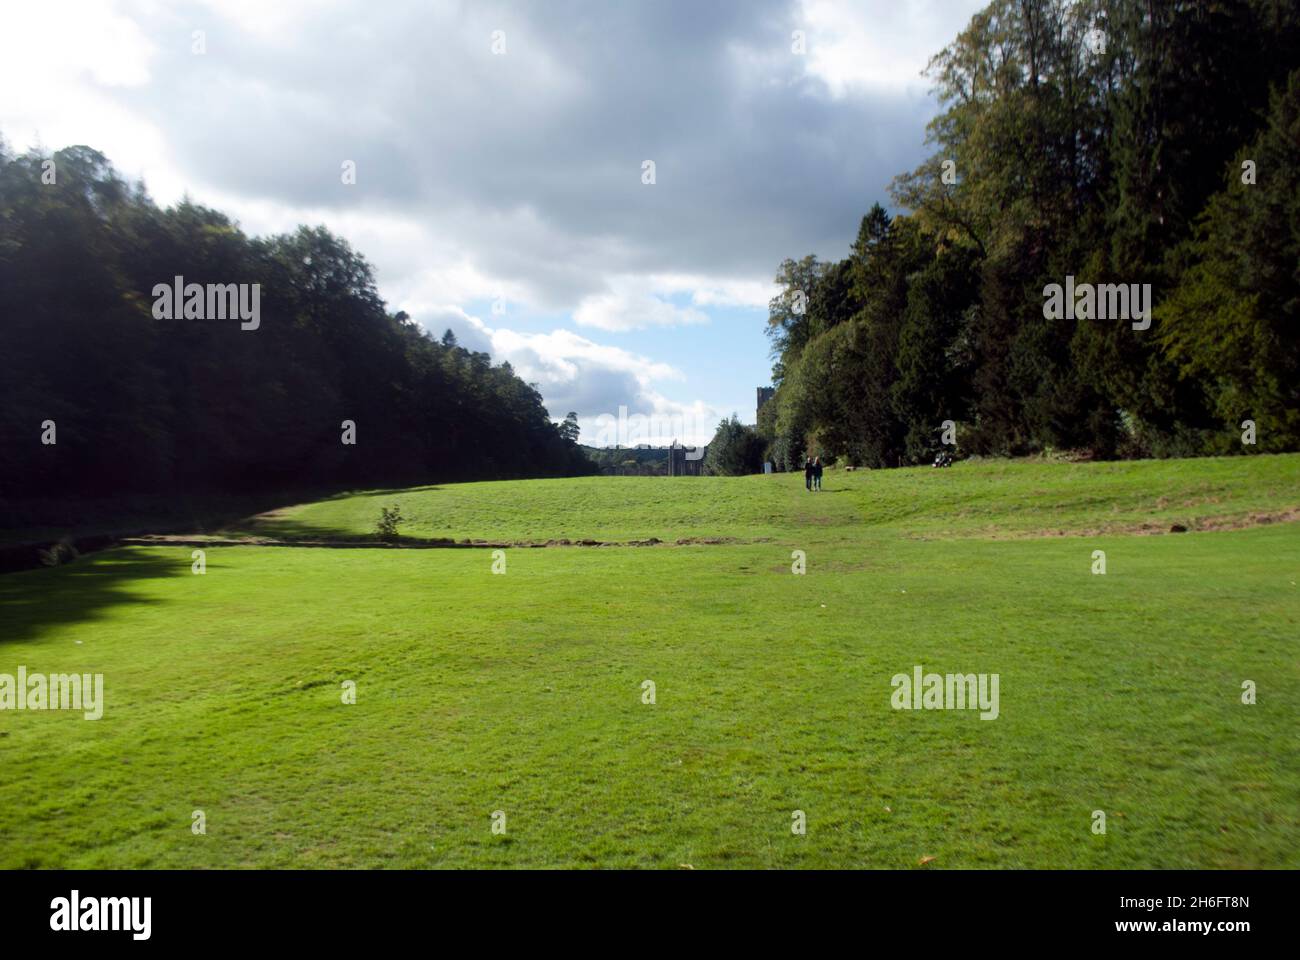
0, 0, 986, 446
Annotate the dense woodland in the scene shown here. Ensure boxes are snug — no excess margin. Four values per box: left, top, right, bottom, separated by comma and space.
759, 0, 1300, 469
0, 144, 593, 512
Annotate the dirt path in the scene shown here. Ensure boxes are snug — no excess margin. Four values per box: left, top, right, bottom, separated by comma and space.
120, 534, 764, 550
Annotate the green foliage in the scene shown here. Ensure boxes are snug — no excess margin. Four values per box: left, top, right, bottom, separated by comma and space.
1157, 68, 1300, 452
375, 505, 404, 542
761, 0, 1300, 465
0, 144, 595, 513
764, 254, 827, 374
891, 246, 981, 463
557, 412, 581, 444
702, 416, 764, 476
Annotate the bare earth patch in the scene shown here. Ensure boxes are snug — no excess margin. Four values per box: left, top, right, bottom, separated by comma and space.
903, 507, 1300, 541
120, 534, 765, 550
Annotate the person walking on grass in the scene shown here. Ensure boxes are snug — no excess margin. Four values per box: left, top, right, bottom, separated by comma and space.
804, 456, 814, 491
813, 456, 823, 491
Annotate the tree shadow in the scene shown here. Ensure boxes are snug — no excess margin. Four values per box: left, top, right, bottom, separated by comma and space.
0, 485, 442, 548
229, 485, 447, 541
0, 547, 193, 647
313, 484, 445, 502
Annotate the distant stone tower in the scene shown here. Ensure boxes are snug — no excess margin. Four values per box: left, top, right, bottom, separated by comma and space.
756, 386, 775, 420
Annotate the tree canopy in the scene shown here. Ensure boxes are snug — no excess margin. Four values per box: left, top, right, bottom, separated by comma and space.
759, 0, 1300, 467
0, 143, 593, 509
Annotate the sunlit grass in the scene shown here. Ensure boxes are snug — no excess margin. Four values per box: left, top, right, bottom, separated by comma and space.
1, 454, 1297, 868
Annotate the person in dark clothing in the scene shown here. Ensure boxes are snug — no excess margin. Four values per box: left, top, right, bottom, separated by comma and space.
804, 457, 814, 491
813, 456, 823, 491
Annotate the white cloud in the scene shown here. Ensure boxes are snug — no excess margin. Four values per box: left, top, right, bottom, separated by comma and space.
0, 0, 170, 190
407, 308, 718, 443
571, 272, 778, 331
195, 0, 349, 40
18, 0, 156, 87
494, 326, 678, 381
798, 0, 987, 97
573, 290, 709, 332
677, 276, 779, 309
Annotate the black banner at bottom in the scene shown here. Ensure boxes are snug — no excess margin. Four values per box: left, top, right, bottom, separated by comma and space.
0, 868, 1284, 946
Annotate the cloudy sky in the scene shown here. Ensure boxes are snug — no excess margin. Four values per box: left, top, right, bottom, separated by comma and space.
1, 0, 985, 445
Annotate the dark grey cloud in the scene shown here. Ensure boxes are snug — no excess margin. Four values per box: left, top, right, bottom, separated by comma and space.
112, 0, 946, 306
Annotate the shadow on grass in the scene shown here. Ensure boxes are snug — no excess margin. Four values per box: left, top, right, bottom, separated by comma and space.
0, 547, 191, 647
312, 485, 445, 502
229, 486, 448, 542
0, 485, 459, 549
234, 515, 379, 541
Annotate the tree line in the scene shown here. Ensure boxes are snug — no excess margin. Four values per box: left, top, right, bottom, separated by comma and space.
0, 143, 593, 513
759, 0, 1300, 469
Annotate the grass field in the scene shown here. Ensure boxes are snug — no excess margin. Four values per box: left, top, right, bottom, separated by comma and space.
1, 455, 1298, 868
223, 453, 1300, 543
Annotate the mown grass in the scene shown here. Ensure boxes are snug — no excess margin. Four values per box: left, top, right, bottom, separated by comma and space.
1, 454, 1297, 868
222, 454, 1300, 543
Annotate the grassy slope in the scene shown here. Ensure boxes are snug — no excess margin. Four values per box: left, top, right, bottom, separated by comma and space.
223, 454, 1300, 543
1, 455, 1297, 868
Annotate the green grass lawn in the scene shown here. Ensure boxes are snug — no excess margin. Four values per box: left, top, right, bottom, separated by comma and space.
223, 453, 1300, 543
1, 455, 1297, 868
